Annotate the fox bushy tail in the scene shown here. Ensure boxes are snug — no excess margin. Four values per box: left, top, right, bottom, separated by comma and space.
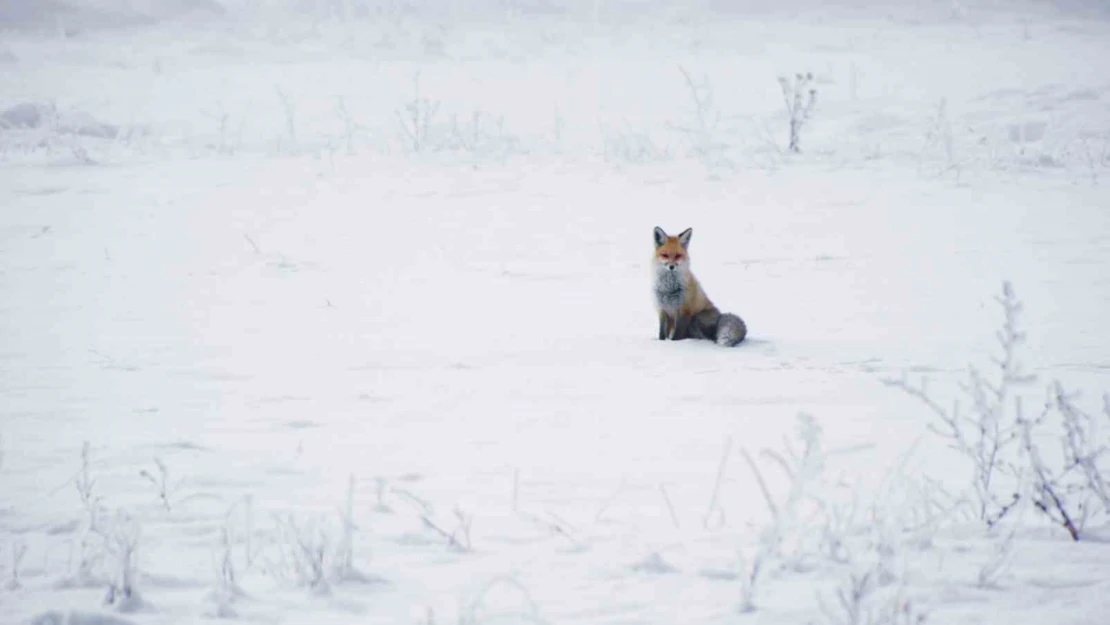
716, 313, 747, 347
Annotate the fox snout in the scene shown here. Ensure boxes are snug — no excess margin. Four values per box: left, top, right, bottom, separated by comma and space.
655, 255, 681, 273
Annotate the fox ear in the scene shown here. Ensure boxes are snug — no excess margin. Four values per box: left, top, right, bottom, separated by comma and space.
677, 227, 693, 249
653, 226, 667, 248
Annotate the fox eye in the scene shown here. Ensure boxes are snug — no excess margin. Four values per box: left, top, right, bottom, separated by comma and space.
660, 254, 671, 260
673, 254, 684, 261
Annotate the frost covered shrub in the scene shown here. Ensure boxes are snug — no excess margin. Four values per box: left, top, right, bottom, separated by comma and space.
887, 282, 1110, 540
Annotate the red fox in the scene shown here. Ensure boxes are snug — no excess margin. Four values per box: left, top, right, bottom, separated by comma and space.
652, 226, 747, 346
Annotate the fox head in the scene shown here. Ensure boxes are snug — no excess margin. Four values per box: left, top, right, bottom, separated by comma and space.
653, 226, 693, 275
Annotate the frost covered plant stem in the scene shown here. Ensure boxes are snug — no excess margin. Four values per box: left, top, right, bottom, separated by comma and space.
139, 458, 172, 511
460, 575, 548, 625
1021, 396, 1082, 540
139, 457, 203, 513
209, 105, 232, 155
884, 281, 1033, 528
778, 72, 817, 153
207, 497, 258, 616
704, 436, 732, 530
208, 518, 244, 617
396, 72, 440, 153
203, 101, 248, 155
669, 65, 732, 172
334, 474, 357, 578
1019, 382, 1109, 540
677, 66, 717, 144
6, 541, 27, 590
66, 441, 106, 586
921, 98, 958, 177
275, 87, 298, 155
334, 97, 361, 155
332, 473, 372, 582
818, 569, 875, 625
737, 413, 828, 611
819, 567, 928, 625
76, 442, 101, 521
103, 511, 144, 612
218, 525, 238, 593
977, 528, 1016, 588
373, 476, 392, 513
421, 505, 473, 553
736, 553, 763, 613
1053, 383, 1110, 513
278, 514, 331, 595
659, 483, 680, 529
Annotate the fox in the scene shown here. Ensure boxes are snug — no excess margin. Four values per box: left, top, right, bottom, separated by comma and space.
652, 226, 747, 346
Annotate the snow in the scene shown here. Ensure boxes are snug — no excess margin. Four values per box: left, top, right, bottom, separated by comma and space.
2, 1, 1110, 624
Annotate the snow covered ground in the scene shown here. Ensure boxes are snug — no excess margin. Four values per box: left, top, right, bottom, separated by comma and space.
2, 1, 1110, 624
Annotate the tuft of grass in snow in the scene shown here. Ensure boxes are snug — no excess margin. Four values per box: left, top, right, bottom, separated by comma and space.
332, 96, 365, 156
396, 72, 441, 154
206, 524, 244, 618
273, 512, 333, 596
601, 120, 673, 166
265, 475, 384, 597
204, 501, 250, 618
101, 511, 145, 613
202, 101, 250, 156
818, 568, 929, 625
56, 442, 108, 589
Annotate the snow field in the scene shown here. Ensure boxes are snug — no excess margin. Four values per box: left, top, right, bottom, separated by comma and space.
2, 3, 1110, 624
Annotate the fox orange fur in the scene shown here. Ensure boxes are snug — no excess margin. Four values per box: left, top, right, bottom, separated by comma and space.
652, 226, 747, 346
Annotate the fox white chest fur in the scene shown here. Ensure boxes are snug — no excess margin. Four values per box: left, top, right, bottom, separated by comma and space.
653, 267, 686, 316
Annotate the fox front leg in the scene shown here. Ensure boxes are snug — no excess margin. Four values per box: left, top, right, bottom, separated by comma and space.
658, 312, 671, 340
672, 314, 692, 341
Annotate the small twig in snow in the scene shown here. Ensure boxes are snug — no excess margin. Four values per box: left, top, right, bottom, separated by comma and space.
659, 484, 680, 529
594, 478, 627, 523
704, 436, 733, 529
243, 233, 262, 255
512, 468, 520, 513
741, 448, 779, 522
5, 542, 27, 590
275, 87, 298, 154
